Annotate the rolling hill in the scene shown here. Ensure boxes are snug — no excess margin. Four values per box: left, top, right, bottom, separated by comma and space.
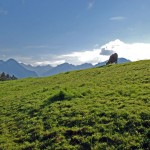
0, 60, 150, 149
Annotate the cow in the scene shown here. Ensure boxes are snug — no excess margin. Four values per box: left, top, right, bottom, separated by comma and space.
106, 53, 118, 65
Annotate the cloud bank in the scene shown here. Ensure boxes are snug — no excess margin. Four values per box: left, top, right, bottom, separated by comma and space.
1, 39, 150, 66
33, 39, 150, 66
100, 48, 114, 56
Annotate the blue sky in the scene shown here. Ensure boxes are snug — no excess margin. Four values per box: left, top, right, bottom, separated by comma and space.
0, 0, 150, 66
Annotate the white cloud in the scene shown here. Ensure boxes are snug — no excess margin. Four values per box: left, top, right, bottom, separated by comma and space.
112, 41, 150, 61
28, 39, 150, 66
3, 39, 150, 67
110, 16, 126, 21
100, 49, 114, 56
34, 60, 65, 67
100, 39, 150, 61
50, 39, 150, 66
58, 49, 102, 65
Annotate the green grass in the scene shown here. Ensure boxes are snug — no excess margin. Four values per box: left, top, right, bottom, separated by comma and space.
0, 60, 150, 149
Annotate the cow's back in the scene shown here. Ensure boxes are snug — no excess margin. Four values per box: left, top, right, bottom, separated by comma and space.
106, 53, 118, 65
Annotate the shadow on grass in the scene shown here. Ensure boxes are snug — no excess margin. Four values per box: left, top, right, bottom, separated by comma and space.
41, 90, 75, 108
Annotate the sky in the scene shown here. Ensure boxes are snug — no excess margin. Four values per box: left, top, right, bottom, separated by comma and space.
0, 0, 150, 66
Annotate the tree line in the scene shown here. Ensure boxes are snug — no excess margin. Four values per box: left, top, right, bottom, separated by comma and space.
0, 72, 17, 81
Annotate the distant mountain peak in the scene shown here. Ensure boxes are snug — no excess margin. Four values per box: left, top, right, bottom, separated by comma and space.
6, 58, 18, 64
7, 58, 16, 61
0, 58, 38, 78
58, 62, 74, 66
0, 57, 131, 78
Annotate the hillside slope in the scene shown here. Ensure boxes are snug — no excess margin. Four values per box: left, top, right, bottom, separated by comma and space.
0, 60, 150, 149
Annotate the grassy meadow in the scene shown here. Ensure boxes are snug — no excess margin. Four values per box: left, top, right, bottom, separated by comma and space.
0, 60, 150, 149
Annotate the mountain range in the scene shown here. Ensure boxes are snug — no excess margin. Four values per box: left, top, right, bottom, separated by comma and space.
0, 58, 131, 78
0, 59, 38, 78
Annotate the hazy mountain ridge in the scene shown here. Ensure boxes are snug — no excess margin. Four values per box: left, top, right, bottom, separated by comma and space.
21, 63, 53, 76
0, 58, 130, 78
42, 63, 93, 76
0, 59, 38, 78
27, 58, 130, 76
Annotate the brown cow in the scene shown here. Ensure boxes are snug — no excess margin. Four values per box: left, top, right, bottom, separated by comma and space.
106, 53, 118, 65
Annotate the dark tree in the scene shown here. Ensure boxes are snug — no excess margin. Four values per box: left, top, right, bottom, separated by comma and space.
0, 72, 17, 81
0, 72, 6, 81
